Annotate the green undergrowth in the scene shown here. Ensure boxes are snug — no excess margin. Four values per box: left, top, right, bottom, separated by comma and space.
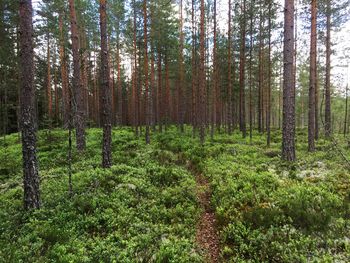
156, 127, 350, 262
1, 126, 350, 262
0, 128, 201, 262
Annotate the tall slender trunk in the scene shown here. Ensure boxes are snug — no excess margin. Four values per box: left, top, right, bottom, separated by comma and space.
258, 8, 263, 133
69, 0, 86, 151
239, 0, 247, 138
325, 0, 332, 137
46, 32, 52, 123
143, 0, 150, 144
191, 0, 197, 136
132, 0, 139, 136
178, 0, 185, 132
211, 0, 217, 140
54, 51, 59, 122
165, 54, 170, 130
199, 0, 205, 143
282, 0, 296, 161
249, 0, 254, 142
157, 50, 163, 132
116, 28, 122, 125
19, 0, 40, 209
100, 0, 112, 168
227, 0, 233, 135
308, 0, 317, 152
266, 0, 272, 147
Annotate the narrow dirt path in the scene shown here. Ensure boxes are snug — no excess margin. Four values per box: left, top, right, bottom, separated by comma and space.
194, 170, 220, 262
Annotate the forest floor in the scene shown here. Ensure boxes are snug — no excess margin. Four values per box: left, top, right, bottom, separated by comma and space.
1, 127, 350, 262
194, 171, 220, 263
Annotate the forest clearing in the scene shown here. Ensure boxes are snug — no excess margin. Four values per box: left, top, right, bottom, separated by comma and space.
1, 0, 350, 262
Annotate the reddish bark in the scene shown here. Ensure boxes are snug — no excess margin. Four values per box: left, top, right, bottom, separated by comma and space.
282, 0, 296, 161
19, 0, 40, 209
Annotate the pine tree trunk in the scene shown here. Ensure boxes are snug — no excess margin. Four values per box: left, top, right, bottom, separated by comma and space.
239, 0, 247, 138
227, 0, 233, 135
266, 0, 272, 147
99, 0, 112, 168
178, 0, 185, 133
199, 0, 206, 144
258, 10, 263, 133
157, 49, 163, 133
282, 0, 296, 161
46, 32, 52, 123
249, 0, 254, 142
19, 0, 40, 209
325, 0, 332, 137
211, 0, 217, 140
191, 0, 197, 136
143, 0, 150, 144
308, 0, 317, 152
132, 0, 139, 137
69, 0, 86, 151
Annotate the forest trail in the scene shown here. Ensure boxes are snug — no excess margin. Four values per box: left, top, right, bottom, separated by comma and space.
194, 171, 220, 262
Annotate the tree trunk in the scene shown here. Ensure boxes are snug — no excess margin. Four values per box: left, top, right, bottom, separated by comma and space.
308, 0, 317, 152
239, 0, 247, 138
227, 0, 233, 135
143, 0, 150, 144
132, 0, 139, 137
68, 0, 86, 151
178, 0, 185, 133
258, 8, 263, 133
199, 0, 206, 143
19, 0, 40, 209
325, 0, 332, 137
282, 0, 296, 161
99, 0, 112, 168
191, 0, 197, 136
266, 0, 272, 147
249, 0, 254, 142
46, 32, 52, 123
211, 0, 217, 140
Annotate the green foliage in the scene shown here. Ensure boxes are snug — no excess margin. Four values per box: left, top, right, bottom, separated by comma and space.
157, 128, 350, 262
1, 127, 350, 262
0, 128, 201, 262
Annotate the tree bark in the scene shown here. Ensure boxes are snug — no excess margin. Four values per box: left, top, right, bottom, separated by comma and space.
199, 0, 206, 144
266, 0, 272, 147
178, 0, 185, 133
325, 0, 332, 137
249, 0, 254, 142
282, 0, 296, 161
99, 0, 112, 168
227, 0, 233, 135
211, 0, 217, 140
308, 0, 317, 152
68, 0, 86, 151
239, 0, 247, 138
46, 32, 52, 123
19, 0, 40, 209
143, 0, 150, 144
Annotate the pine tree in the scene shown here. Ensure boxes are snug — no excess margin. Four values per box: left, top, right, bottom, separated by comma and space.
100, 0, 112, 168
68, 0, 86, 151
19, 0, 40, 209
308, 0, 317, 152
282, 0, 296, 161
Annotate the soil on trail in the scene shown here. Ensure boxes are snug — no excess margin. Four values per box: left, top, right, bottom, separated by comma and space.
195, 172, 220, 263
